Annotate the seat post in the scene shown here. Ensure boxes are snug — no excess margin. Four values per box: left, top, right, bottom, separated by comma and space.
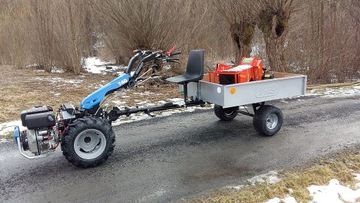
183, 83, 188, 105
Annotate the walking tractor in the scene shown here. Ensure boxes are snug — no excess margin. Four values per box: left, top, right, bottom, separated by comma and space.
13, 47, 307, 168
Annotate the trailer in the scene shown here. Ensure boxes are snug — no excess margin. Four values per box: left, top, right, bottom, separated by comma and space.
14, 48, 307, 168
186, 72, 306, 136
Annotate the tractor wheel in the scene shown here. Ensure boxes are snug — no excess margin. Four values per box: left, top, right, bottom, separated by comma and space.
214, 105, 239, 121
61, 117, 115, 168
253, 105, 283, 136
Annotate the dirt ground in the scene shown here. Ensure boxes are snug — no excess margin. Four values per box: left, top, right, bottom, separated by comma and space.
1, 65, 358, 123
0, 65, 179, 123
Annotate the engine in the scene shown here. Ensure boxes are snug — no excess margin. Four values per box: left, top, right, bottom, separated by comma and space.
16, 106, 58, 157
14, 104, 78, 158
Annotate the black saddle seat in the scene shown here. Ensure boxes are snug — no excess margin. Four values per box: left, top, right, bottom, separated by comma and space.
166, 49, 204, 84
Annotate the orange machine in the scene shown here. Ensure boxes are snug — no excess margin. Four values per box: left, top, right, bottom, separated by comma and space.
209, 57, 264, 84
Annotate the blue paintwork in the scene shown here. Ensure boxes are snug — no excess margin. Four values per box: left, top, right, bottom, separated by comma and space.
80, 73, 131, 109
14, 126, 20, 144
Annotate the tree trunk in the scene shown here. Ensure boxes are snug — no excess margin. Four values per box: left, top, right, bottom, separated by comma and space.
258, 8, 290, 72
355, 22, 360, 78
67, 0, 81, 74
230, 20, 255, 63
263, 33, 286, 72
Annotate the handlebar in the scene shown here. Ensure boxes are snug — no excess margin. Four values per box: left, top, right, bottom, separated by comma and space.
134, 46, 180, 62
125, 46, 181, 78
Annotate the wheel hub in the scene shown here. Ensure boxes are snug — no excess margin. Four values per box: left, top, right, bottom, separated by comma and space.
84, 136, 91, 143
74, 129, 106, 160
266, 113, 279, 130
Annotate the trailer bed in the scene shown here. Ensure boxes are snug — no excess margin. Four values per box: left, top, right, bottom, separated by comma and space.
187, 72, 307, 108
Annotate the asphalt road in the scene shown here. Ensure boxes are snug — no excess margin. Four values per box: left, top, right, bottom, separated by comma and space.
0, 94, 359, 203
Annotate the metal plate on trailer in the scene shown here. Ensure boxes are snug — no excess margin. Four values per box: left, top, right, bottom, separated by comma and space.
188, 73, 307, 108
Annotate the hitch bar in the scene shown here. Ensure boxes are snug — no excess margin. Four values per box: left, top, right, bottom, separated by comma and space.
108, 100, 204, 122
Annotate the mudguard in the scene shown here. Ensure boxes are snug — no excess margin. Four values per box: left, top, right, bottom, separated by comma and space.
80, 73, 131, 109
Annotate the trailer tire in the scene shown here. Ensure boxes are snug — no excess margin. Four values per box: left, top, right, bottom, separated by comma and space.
61, 117, 115, 168
253, 105, 283, 136
214, 105, 239, 121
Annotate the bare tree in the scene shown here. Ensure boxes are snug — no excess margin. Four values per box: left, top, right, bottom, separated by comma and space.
213, 0, 302, 71
0, 1, 30, 67
285, 0, 359, 83
25, 0, 56, 72
341, 0, 360, 79
254, 0, 302, 72
0, 0, 358, 83
91, 0, 219, 65
212, 0, 256, 62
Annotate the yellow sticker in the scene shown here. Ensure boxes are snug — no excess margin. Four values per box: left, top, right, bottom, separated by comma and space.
230, 88, 236, 95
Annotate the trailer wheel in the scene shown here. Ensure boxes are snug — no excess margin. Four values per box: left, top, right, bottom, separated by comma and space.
253, 105, 283, 136
214, 105, 239, 121
61, 117, 115, 168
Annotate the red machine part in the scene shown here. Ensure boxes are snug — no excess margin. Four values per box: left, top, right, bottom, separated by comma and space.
209, 57, 264, 84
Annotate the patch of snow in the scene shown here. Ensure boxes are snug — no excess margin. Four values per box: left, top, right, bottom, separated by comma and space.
0, 121, 26, 138
111, 100, 127, 106
136, 100, 151, 105
0, 138, 9, 143
158, 101, 167, 105
35, 76, 83, 86
247, 171, 281, 185
322, 85, 360, 98
266, 197, 282, 203
307, 84, 360, 98
282, 196, 297, 203
129, 114, 151, 121
138, 188, 167, 202
224, 185, 245, 190
26, 63, 40, 68
266, 196, 297, 203
307, 89, 322, 96
50, 77, 83, 85
355, 174, 360, 181
267, 174, 360, 203
25, 63, 65, 73
133, 91, 155, 96
308, 179, 360, 203
169, 98, 186, 106
83, 57, 125, 74
51, 67, 64, 73
280, 99, 289, 103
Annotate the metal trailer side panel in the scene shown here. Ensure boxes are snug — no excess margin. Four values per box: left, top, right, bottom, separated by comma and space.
188, 81, 224, 105
187, 74, 307, 108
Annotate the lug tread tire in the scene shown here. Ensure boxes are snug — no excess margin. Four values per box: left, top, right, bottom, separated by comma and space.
253, 105, 283, 136
214, 105, 239, 121
61, 117, 115, 168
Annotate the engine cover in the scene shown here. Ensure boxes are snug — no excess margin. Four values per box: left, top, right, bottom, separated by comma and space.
21, 106, 56, 129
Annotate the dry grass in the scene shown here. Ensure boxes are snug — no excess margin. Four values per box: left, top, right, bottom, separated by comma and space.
307, 82, 360, 90
184, 150, 360, 203
0, 65, 179, 123
307, 82, 360, 94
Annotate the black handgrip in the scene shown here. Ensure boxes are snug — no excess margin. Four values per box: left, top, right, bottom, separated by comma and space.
166, 58, 180, 63
170, 51, 181, 56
